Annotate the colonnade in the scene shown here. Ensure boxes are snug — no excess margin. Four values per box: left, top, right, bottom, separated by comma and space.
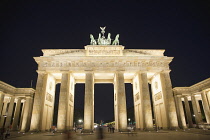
173, 78, 210, 129
0, 81, 35, 132
29, 70, 179, 132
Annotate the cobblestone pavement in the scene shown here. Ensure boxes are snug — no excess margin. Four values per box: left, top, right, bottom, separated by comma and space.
6, 129, 210, 140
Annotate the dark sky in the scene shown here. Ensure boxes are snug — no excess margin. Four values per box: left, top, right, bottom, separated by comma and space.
0, 1, 210, 121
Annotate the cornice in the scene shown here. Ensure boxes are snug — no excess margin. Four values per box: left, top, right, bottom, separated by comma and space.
0, 81, 35, 96
0, 81, 16, 94
173, 78, 210, 94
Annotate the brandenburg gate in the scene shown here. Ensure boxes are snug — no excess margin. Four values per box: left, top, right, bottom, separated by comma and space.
29, 27, 179, 132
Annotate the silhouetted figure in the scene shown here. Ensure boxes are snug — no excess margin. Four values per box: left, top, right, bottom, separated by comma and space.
111, 127, 115, 133
5, 128, 10, 140
97, 126, 104, 139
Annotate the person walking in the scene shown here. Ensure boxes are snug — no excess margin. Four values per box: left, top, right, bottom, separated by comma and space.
5, 128, 10, 140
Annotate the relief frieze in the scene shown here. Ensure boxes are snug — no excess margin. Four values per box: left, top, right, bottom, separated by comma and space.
41, 60, 168, 68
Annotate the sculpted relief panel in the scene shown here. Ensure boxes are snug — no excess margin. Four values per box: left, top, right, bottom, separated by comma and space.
135, 92, 140, 102
46, 92, 53, 102
154, 91, 162, 101
88, 50, 121, 56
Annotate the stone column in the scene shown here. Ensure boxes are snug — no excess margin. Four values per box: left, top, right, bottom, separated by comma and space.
19, 100, 25, 130
84, 72, 94, 131
195, 99, 202, 122
12, 98, 22, 130
207, 91, 210, 108
184, 97, 193, 128
201, 91, 210, 123
26, 97, 33, 131
67, 75, 75, 130
191, 95, 202, 127
0, 92, 5, 116
20, 97, 31, 132
114, 71, 127, 130
5, 97, 15, 129
137, 72, 153, 130
57, 72, 70, 131
177, 97, 187, 129
174, 96, 182, 128
160, 71, 179, 129
30, 71, 48, 131
0, 101, 8, 128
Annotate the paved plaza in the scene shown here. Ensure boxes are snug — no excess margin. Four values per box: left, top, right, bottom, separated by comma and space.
5, 129, 210, 140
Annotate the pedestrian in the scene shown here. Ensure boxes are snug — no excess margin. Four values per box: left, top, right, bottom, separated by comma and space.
108, 125, 111, 133
111, 127, 115, 133
5, 128, 10, 140
0, 128, 4, 140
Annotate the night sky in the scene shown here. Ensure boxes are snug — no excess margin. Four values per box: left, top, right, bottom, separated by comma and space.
0, 1, 210, 122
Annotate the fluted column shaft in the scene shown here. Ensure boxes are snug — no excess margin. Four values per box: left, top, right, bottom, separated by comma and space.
21, 97, 31, 132
0, 102, 8, 128
160, 71, 179, 129
201, 91, 210, 123
84, 72, 94, 130
138, 72, 153, 129
177, 97, 187, 129
12, 98, 22, 130
57, 72, 70, 131
115, 71, 127, 130
184, 97, 193, 128
5, 97, 15, 128
191, 95, 202, 127
0, 92, 5, 116
30, 71, 48, 131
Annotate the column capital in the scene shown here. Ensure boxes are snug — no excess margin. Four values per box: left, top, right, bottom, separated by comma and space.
84, 70, 94, 73
60, 70, 70, 74
14, 97, 22, 102
0, 90, 4, 94
115, 71, 124, 75
138, 71, 148, 74
25, 96, 33, 99
160, 70, 171, 73
36, 70, 47, 74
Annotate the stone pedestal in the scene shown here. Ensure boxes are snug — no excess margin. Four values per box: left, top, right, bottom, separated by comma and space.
83, 72, 94, 131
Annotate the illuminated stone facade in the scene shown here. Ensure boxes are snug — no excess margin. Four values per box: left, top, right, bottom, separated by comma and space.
1, 28, 209, 132
173, 78, 210, 129
0, 81, 35, 132
30, 44, 179, 131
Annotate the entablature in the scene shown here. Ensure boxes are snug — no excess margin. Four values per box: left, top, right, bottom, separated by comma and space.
173, 78, 210, 95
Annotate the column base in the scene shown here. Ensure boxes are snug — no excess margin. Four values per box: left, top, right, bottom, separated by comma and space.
81, 129, 94, 134
118, 129, 130, 132
168, 126, 180, 130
